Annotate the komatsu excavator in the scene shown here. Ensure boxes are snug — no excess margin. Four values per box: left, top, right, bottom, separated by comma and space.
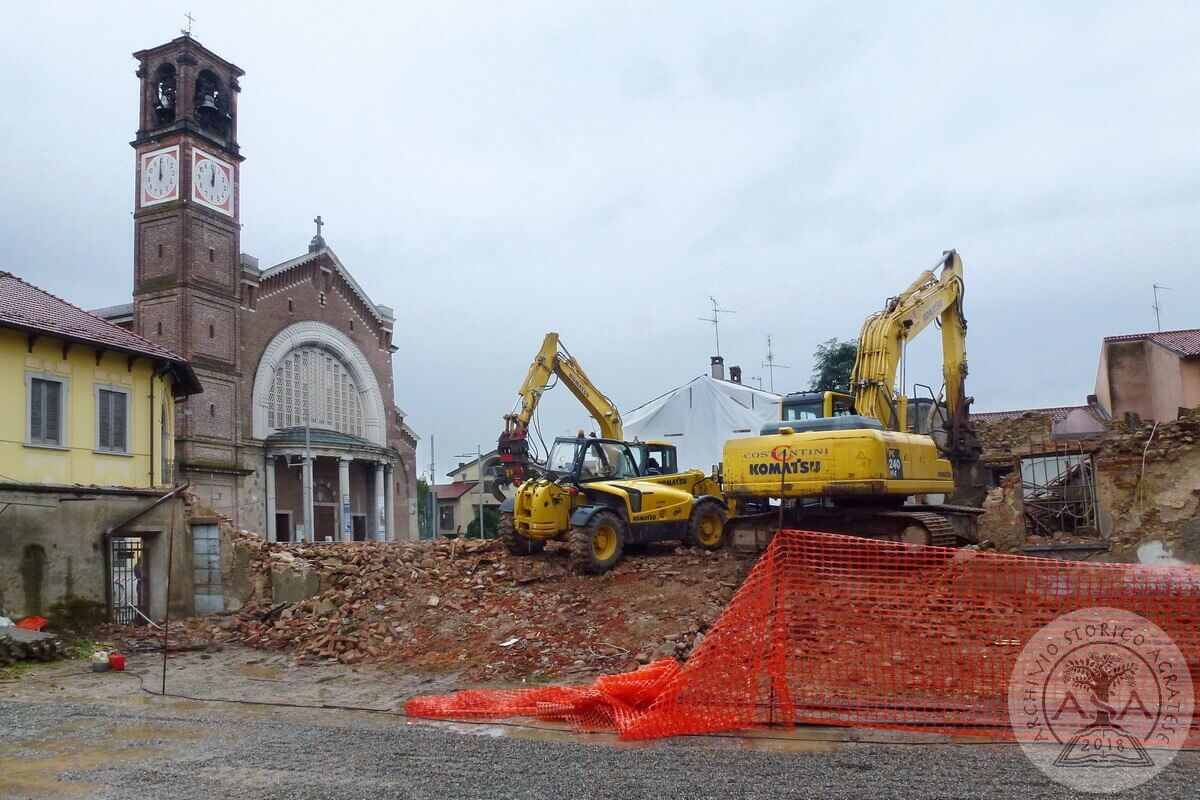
721, 250, 985, 549
495, 332, 725, 574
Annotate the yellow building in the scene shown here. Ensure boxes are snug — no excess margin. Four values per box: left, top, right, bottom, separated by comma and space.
0, 271, 201, 622
0, 272, 200, 488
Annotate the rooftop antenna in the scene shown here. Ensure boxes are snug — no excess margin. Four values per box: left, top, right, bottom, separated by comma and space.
749, 375, 764, 390
698, 296, 735, 358
182, 11, 195, 37
761, 334, 790, 393
1152, 284, 1171, 331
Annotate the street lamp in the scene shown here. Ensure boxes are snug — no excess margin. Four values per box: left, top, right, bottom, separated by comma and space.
455, 445, 487, 539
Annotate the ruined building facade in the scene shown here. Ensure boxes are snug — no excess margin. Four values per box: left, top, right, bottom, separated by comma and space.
99, 35, 418, 541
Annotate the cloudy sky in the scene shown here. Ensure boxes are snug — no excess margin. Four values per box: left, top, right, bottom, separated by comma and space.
2, 2, 1197, 479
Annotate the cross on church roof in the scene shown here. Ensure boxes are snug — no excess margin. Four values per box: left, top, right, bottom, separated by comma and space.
309, 214, 328, 253
182, 11, 195, 37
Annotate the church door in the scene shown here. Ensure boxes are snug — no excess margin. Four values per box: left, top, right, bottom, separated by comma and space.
313, 506, 336, 542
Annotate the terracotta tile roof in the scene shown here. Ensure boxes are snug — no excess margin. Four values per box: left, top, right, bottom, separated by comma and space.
0, 271, 201, 395
434, 481, 478, 500
1104, 328, 1200, 358
971, 405, 1097, 424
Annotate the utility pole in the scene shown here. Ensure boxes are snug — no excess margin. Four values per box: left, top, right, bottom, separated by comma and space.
427, 434, 437, 539
1153, 284, 1171, 331
698, 296, 735, 358
761, 335, 790, 393
301, 397, 313, 543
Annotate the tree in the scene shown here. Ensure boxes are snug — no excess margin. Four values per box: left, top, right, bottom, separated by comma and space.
416, 478, 431, 538
466, 506, 500, 539
809, 338, 857, 392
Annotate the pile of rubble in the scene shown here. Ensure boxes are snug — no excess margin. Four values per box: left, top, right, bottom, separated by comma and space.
172, 533, 753, 681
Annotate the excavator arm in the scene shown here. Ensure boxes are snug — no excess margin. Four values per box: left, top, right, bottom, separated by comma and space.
850, 249, 982, 501
497, 332, 623, 488
850, 250, 966, 430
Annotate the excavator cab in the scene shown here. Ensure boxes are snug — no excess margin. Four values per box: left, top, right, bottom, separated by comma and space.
782, 390, 854, 422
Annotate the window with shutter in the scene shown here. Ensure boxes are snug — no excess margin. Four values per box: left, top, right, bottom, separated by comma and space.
112, 391, 127, 452
29, 377, 63, 446
98, 390, 112, 449
97, 388, 129, 453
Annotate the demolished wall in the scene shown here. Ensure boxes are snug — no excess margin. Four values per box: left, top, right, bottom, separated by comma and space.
974, 408, 1200, 562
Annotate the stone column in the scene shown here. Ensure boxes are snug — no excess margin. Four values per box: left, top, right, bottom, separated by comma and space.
338, 456, 353, 542
265, 455, 278, 542
301, 455, 314, 544
373, 461, 386, 541
384, 463, 395, 541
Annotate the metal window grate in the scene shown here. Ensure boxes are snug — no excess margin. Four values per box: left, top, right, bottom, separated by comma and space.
1019, 441, 1098, 537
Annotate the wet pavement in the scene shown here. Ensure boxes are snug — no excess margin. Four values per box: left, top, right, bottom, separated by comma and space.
1, 647, 1197, 799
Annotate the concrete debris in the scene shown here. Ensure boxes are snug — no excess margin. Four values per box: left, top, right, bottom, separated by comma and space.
0, 626, 68, 666
153, 532, 753, 681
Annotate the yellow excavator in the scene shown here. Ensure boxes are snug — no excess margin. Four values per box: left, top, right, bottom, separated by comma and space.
496, 333, 726, 574
721, 250, 985, 549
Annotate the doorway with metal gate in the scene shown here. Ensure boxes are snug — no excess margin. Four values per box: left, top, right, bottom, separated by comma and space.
110, 535, 152, 624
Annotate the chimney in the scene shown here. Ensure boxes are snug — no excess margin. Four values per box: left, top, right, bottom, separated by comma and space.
729, 365, 742, 384
710, 355, 725, 380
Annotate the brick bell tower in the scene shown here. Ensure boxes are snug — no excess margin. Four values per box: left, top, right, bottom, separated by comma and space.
132, 34, 244, 477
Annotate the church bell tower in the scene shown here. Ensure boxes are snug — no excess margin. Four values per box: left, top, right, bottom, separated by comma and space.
131, 34, 245, 471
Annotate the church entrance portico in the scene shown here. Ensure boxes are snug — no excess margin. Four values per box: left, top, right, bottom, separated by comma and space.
264, 428, 398, 543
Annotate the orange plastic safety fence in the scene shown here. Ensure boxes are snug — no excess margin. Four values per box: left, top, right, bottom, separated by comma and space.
407, 530, 1200, 742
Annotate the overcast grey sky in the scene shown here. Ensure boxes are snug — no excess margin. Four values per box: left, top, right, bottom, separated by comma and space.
2, 2, 1197, 479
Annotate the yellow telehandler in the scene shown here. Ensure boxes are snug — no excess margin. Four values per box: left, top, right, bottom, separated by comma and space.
495, 333, 726, 574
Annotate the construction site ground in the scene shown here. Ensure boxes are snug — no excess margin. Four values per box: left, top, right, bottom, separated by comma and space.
3, 647, 1198, 799
154, 536, 761, 682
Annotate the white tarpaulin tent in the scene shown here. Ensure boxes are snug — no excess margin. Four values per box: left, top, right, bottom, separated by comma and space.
624, 376, 781, 472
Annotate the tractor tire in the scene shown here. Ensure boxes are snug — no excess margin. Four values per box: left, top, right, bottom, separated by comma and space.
568, 510, 625, 575
684, 500, 728, 551
499, 512, 544, 556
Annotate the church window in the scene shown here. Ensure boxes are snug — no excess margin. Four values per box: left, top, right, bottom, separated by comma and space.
157, 243, 163, 258
266, 346, 364, 438
208, 323, 215, 338
156, 321, 163, 336
209, 247, 215, 262
288, 298, 294, 314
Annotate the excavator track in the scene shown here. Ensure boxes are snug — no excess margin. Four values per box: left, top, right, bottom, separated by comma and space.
729, 504, 979, 552
870, 510, 958, 548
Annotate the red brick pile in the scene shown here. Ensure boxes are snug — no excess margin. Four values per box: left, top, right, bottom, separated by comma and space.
177, 535, 753, 681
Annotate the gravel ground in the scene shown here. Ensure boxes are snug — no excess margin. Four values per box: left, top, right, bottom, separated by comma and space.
1, 649, 1197, 799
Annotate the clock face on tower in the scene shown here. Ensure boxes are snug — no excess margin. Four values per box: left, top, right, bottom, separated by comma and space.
140, 146, 179, 206
191, 148, 235, 215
